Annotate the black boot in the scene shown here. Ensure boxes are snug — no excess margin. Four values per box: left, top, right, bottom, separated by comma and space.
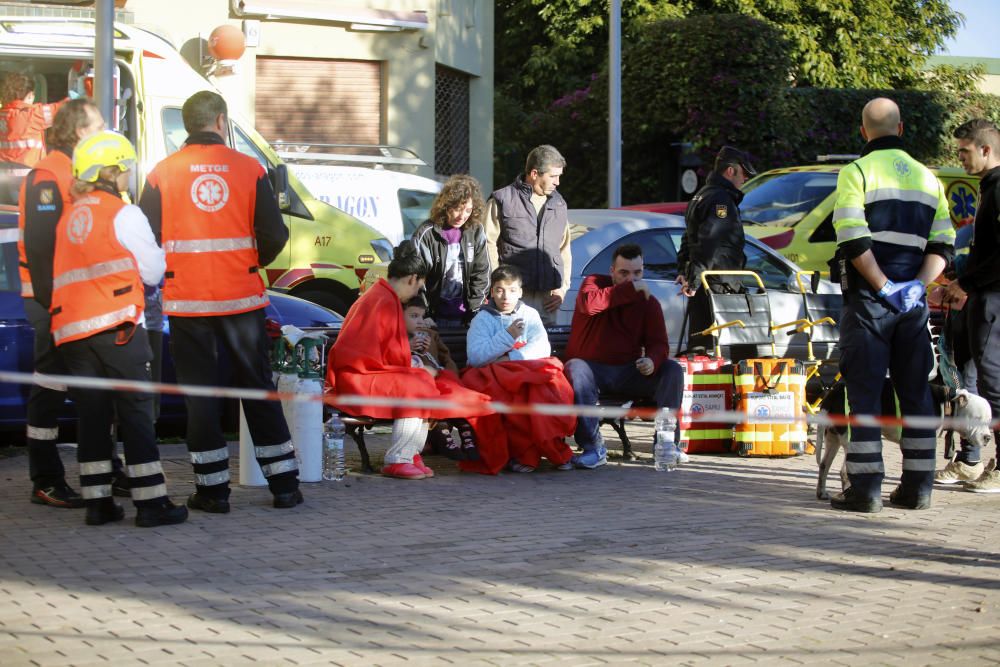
85, 498, 125, 526
889, 485, 931, 510
830, 487, 882, 513
272, 488, 304, 508
135, 499, 189, 527
187, 492, 231, 514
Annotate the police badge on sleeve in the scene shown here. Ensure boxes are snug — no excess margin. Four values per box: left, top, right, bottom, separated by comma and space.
715, 204, 728, 218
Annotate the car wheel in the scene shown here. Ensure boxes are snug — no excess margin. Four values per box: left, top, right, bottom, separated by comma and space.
292, 288, 354, 317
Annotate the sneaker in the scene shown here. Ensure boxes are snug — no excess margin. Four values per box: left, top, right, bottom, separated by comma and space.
935, 457, 984, 485
830, 487, 882, 513
135, 499, 189, 527
966, 460, 1000, 493
555, 461, 574, 471
85, 499, 125, 526
272, 489, 304, 508
507, 460, 535, 473
186, 492, 231, 514
572, 447, 608, 470
381, 463, 426, 480
412, 454, 435, 478
31, 484, 84, 508
889, 485, 931, 510
677, 450, 690, 464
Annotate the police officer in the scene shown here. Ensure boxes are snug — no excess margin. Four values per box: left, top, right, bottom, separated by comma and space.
18, 98, 104, 508
50, 131, 187, 527
830, 97, 955, 513
677, 146, 756, 357
941, 119, 1000, 491
484, 144, 570, 327
139, 91, 302, 513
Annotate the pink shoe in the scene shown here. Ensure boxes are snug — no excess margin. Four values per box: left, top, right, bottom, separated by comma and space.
381, 463, 426, 480
413, 454, 435, 478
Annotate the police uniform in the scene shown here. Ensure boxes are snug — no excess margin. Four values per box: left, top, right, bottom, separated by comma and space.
678, 170, 750, 356
139, 131, 300, 508
17, 148, 81, 505
832, 135, 955, 507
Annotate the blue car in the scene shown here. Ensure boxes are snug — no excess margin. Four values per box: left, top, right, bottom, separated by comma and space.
0, 209, 341, 435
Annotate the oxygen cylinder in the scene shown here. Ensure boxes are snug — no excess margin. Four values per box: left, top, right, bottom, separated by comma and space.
275, 337, 299, 445
292, 337, 325, 482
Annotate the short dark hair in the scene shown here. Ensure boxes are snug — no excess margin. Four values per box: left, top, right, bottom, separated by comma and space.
387, 241, 428, 279
954, 118, 1000, 154
48, 99, 100, 153
524, 144, 566, 177
403, 295, 427, 311
1, 72, 33, 105
490, 264, 522, 287
612, 243, 643, 262
182, 91, 227, 134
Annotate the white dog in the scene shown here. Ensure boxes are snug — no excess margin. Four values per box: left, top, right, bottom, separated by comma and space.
815, 387, 993, 500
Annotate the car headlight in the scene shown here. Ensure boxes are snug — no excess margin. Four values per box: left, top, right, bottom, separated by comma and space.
370, 239, 394, 262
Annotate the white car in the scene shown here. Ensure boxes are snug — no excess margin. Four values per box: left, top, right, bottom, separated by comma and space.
559, 209, 842, 360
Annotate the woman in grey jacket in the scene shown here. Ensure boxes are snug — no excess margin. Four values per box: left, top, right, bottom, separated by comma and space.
412, 175, 491, 328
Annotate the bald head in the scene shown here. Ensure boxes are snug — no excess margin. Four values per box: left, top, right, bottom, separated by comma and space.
862, 98, 902, 140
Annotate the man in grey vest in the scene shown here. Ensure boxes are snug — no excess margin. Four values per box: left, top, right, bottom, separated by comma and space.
484, 145, 571, 326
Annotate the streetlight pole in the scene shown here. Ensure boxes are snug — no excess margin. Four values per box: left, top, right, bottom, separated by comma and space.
94, 0, 115, 126
608, 0, 621, 207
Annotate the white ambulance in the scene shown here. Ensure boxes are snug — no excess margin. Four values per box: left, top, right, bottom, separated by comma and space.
277, 143, 442, 246
0, 18, 391, 314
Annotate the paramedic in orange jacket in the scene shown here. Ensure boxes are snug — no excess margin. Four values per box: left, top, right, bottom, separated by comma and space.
0, 72, 67, 166
48, 131, 187, 528
138, 90, 301, 513
17, 99, 106, 508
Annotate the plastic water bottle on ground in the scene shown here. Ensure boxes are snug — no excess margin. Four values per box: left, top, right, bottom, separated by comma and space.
323, 413, 347, 481
654, 409, 679, 472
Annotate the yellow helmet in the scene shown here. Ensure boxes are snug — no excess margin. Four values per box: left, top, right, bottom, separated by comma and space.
72, 130, 136, 183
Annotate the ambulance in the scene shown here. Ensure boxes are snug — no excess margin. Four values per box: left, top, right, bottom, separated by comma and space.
0, 17, 391, 315
742, 160, 980, 273
275, 143, 442, 246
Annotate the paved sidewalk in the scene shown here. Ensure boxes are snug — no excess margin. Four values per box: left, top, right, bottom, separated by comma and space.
2, 423, 1000, 666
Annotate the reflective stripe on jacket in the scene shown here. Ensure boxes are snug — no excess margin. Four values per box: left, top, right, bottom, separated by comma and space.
146, 142, 269, 317
833, 145, 954, 283
17, 150, 73, 299
0, 99, 64, 166
50, 191, 143, 345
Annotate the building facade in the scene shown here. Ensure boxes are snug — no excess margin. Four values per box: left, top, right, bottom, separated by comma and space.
0, 0, 494, 186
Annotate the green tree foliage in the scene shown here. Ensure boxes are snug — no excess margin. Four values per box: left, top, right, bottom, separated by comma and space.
496, 0, 964, 101
500, 11, 1000, 207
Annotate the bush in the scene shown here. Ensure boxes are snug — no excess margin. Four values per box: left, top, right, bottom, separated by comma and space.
492, 13, 1000, 207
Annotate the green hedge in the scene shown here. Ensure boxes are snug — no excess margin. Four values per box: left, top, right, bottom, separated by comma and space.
493, 13, 1000, 208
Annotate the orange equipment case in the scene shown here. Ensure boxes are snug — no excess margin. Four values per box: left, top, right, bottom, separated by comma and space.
733, 358, 807, 456
676, 355, 734, 454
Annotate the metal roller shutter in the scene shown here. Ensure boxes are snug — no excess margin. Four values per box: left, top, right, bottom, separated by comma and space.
255, 57, 382, 145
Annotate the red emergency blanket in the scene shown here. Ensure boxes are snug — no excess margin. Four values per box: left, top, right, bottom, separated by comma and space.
326, 278, 495, 421
460, 358, 576, 474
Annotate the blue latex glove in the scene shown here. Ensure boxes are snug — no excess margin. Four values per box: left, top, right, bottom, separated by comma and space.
879, 279, 925, 313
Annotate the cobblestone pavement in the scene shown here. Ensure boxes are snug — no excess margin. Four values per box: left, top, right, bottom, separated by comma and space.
2, 423, 1000, 666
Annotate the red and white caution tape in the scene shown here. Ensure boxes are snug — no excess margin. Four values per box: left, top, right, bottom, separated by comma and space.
0, 369, 995, 431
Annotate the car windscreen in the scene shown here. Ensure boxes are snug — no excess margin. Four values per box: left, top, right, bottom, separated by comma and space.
740, 171, 838, 227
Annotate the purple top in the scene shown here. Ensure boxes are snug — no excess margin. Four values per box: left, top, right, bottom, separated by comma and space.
437, 225, 466, 318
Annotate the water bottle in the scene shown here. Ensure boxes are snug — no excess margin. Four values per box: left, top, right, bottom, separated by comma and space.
323, 413, 346, 481
654, 409, 679, 472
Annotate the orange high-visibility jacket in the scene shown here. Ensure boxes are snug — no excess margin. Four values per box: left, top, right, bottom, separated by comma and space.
146, 142, 268, 317
50, 190, 143, 346
0, 99, 65, 166
17, 149, 73, 299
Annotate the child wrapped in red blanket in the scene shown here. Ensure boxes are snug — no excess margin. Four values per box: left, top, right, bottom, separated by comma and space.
326, 243, 502, 480
461, 265, 576, 474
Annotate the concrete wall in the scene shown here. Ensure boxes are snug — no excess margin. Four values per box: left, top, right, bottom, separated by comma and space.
124, 0, 493, 186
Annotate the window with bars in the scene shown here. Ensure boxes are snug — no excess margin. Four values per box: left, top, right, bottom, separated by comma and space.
434, 64, 470, 176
